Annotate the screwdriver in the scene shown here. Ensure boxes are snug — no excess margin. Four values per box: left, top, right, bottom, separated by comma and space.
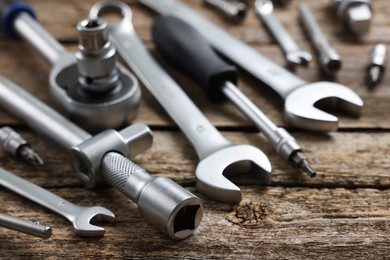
0, 127, 44, 166
152, 16, 316, 177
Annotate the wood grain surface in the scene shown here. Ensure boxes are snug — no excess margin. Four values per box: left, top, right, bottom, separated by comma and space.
0, 0, 389, 259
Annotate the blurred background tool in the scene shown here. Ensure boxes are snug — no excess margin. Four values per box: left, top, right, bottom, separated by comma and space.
0, 126, 43, 166
203, 0, 247, 23
0, 212, 52, 239
366, 44, 388, 90
332, 0, 372, 35
299, 3, 342, 77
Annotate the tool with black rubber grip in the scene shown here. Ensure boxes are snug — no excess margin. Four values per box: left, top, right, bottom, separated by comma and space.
152, 16, 316, 177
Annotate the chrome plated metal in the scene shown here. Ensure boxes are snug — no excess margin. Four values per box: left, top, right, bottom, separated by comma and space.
138, 0, 364, 132
0, 75, 203, 240
332, 0, 372, 35
203, 0, 247, 23
299, 3, 342, 76
89, 1, 272, 203
0, 167, 114, 237
254, 0, 312, 67
0, 212, 52, 239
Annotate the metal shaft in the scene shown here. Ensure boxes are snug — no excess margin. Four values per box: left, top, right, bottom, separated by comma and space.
299, 4, 341, 76
222, 82, 315, 177
13, 13, 66, 65
0, 213, 52, 239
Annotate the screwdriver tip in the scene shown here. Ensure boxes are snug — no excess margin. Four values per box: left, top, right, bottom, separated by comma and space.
366, 66, 382, 90
18, 146, 44, 166
290, 151, 316, 178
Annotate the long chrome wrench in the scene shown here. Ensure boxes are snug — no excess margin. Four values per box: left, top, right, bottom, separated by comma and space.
0, 75, 203, 240
89, 1, 272, 204
138, 0, 364, 132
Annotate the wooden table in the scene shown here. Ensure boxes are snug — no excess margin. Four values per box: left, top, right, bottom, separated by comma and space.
1, 0, 389, 258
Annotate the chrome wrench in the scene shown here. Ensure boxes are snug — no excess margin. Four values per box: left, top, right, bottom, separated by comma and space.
254, 0, 312, 67
89, 1, 272, 204
138, 0, 364, 132
0, 167, 114, 237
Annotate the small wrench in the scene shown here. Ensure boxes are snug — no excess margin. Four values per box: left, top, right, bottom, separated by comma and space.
0, 167, 114, 236
255, 0, 312, 67
89, 1, 271, 204
139, 0, 364, 132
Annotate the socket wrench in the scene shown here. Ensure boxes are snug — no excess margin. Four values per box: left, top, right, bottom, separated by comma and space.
139, 0, 364, 132
0, 1, 141, 130
0, 75, 203, 240
89, 1, 271, 203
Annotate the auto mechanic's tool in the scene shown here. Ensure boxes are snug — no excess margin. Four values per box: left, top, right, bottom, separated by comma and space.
0, 76, 203, 240
0, 126, 44, 165
254, 0, 312, 67
366, 44, 387, 90
203, 0, 247, 23
89, 1, 272, 204
272, 0, 291, 7
0, 167, 114, 237
152, 16, 315, 178
0, 0, 141, 130
298, 3, 342, 77
139, 0, 364, 132
332, 0, 372, 35
0, 212, 52, 239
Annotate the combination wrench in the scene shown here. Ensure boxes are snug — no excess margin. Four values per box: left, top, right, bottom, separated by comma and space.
0, 0, 141, 130
138, 0, 364, 132
0, 75, 203, 240
0, 167, 114, 237
254, 0, 312, 67
152, 16, 316, 177
89, 1, 272, 204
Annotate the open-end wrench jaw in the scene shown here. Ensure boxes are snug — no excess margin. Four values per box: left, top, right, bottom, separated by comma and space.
73, 206, 115, 237
284, 82, 364, 131
286, 50, 312, 67
196, 145, 272, 204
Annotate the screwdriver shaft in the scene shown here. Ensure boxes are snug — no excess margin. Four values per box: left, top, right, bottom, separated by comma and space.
0, 213, 52, 239
222, 81, 316, 177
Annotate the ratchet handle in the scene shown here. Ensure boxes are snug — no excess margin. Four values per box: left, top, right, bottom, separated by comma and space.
0, 0, 35, 38
152, 16, 237, 102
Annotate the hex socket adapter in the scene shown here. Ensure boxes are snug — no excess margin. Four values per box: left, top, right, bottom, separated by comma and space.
333, 0, 372, 35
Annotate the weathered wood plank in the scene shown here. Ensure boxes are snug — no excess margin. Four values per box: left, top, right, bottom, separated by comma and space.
0, 186, 389, 258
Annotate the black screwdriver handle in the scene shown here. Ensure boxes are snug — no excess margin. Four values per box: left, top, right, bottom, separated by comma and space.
152, 16, 237, 102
